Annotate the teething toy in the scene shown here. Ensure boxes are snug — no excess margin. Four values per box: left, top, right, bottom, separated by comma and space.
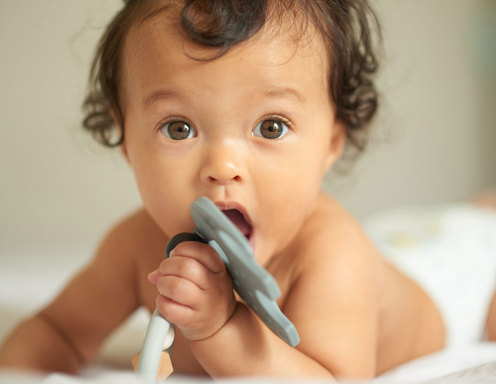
135, 197, 299, 381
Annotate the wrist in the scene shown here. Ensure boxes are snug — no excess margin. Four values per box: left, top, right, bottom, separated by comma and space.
187, 303, 283, 377
189, 301, 265, 350
187, 301, 244, 345
181, 295, 237, 343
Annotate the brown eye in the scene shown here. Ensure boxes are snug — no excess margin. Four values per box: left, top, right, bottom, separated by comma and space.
252, 119, 289, 139
160, 120, 196, 140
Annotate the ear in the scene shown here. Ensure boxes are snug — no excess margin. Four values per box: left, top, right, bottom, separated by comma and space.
324, 121, 346, 171
110, 108, 130, 163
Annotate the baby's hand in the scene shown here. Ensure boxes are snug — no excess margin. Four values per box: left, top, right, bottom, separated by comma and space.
148, 241, 236, 341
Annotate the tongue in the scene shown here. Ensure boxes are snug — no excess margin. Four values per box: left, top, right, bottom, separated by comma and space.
223, 209, 251, 237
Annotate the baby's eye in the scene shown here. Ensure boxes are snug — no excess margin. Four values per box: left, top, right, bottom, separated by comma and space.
159, 120, 197, 140
252, 119, 289, 139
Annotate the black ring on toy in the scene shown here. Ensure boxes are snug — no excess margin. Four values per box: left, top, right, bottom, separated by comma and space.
165, 232, 206, 258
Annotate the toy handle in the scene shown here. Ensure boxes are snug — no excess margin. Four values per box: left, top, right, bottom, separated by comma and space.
136, 309, 171, 380
136, 232, 206, 380
164, 232, 206, 256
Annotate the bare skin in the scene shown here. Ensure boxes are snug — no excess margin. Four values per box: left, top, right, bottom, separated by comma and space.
0, 195, 445, 379
0, 6, 446, 380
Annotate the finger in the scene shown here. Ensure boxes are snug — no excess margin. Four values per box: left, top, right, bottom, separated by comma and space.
148, 269, 160, 284
156, 275, 202, 309
169, 241, 225, 274
158, 256, 208, 290
156, 294, 195, 327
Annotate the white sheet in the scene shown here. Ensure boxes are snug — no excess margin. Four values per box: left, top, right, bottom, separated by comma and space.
1, 245, 496, 383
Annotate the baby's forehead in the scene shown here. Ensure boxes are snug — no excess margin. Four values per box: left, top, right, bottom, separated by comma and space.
118, 2, 332, 111
123, 2, 329, 68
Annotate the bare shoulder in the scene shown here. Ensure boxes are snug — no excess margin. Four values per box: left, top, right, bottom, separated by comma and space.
64, 206, 168, 302
290, 192, 382, 275
97, 207, 167, 261
95, 209, 168, 308
287, 193, 383, 310
31, 208, 168, 364
280, 193, 383, 377
283, 193, 445, 375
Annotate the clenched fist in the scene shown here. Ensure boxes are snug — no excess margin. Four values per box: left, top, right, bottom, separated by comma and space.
148, 241, 236, 341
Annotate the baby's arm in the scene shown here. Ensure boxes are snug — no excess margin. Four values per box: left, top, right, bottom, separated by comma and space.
150, 202, 380, 379
0, 212, 144, 373
191, 221, 379, 378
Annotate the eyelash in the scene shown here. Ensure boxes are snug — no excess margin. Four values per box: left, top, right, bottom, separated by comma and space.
256, 114, 293, 133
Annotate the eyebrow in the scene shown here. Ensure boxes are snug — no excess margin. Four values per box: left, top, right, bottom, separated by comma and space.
143, 89, 182, 110
142, 86, 308, 110
263, 86, 308, 104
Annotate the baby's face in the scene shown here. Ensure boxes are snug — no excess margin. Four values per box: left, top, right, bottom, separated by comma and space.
120, 10, 343, 263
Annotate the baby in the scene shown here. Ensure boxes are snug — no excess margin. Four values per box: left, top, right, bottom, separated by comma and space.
0, 0, 482, 380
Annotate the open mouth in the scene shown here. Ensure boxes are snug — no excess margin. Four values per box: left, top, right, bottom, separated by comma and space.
222, 209, 253, 241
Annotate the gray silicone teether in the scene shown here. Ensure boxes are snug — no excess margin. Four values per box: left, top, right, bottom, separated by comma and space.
189, 197, 299, 347
137, 197, 299, 380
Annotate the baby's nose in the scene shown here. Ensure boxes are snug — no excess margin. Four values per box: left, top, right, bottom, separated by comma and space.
200, 140, 243, 185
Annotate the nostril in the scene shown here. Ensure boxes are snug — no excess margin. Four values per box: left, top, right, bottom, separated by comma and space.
207, 176, 241, 184
205, 172, 242, 184
200, 154, 242, 184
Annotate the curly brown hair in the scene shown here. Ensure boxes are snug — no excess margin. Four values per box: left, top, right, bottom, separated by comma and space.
82, 0, 381, 153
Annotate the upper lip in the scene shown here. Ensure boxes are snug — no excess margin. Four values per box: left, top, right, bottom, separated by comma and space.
214, 201, 253, 227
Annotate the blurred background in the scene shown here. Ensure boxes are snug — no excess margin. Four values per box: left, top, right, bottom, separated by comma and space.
0, 0, 495, 253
